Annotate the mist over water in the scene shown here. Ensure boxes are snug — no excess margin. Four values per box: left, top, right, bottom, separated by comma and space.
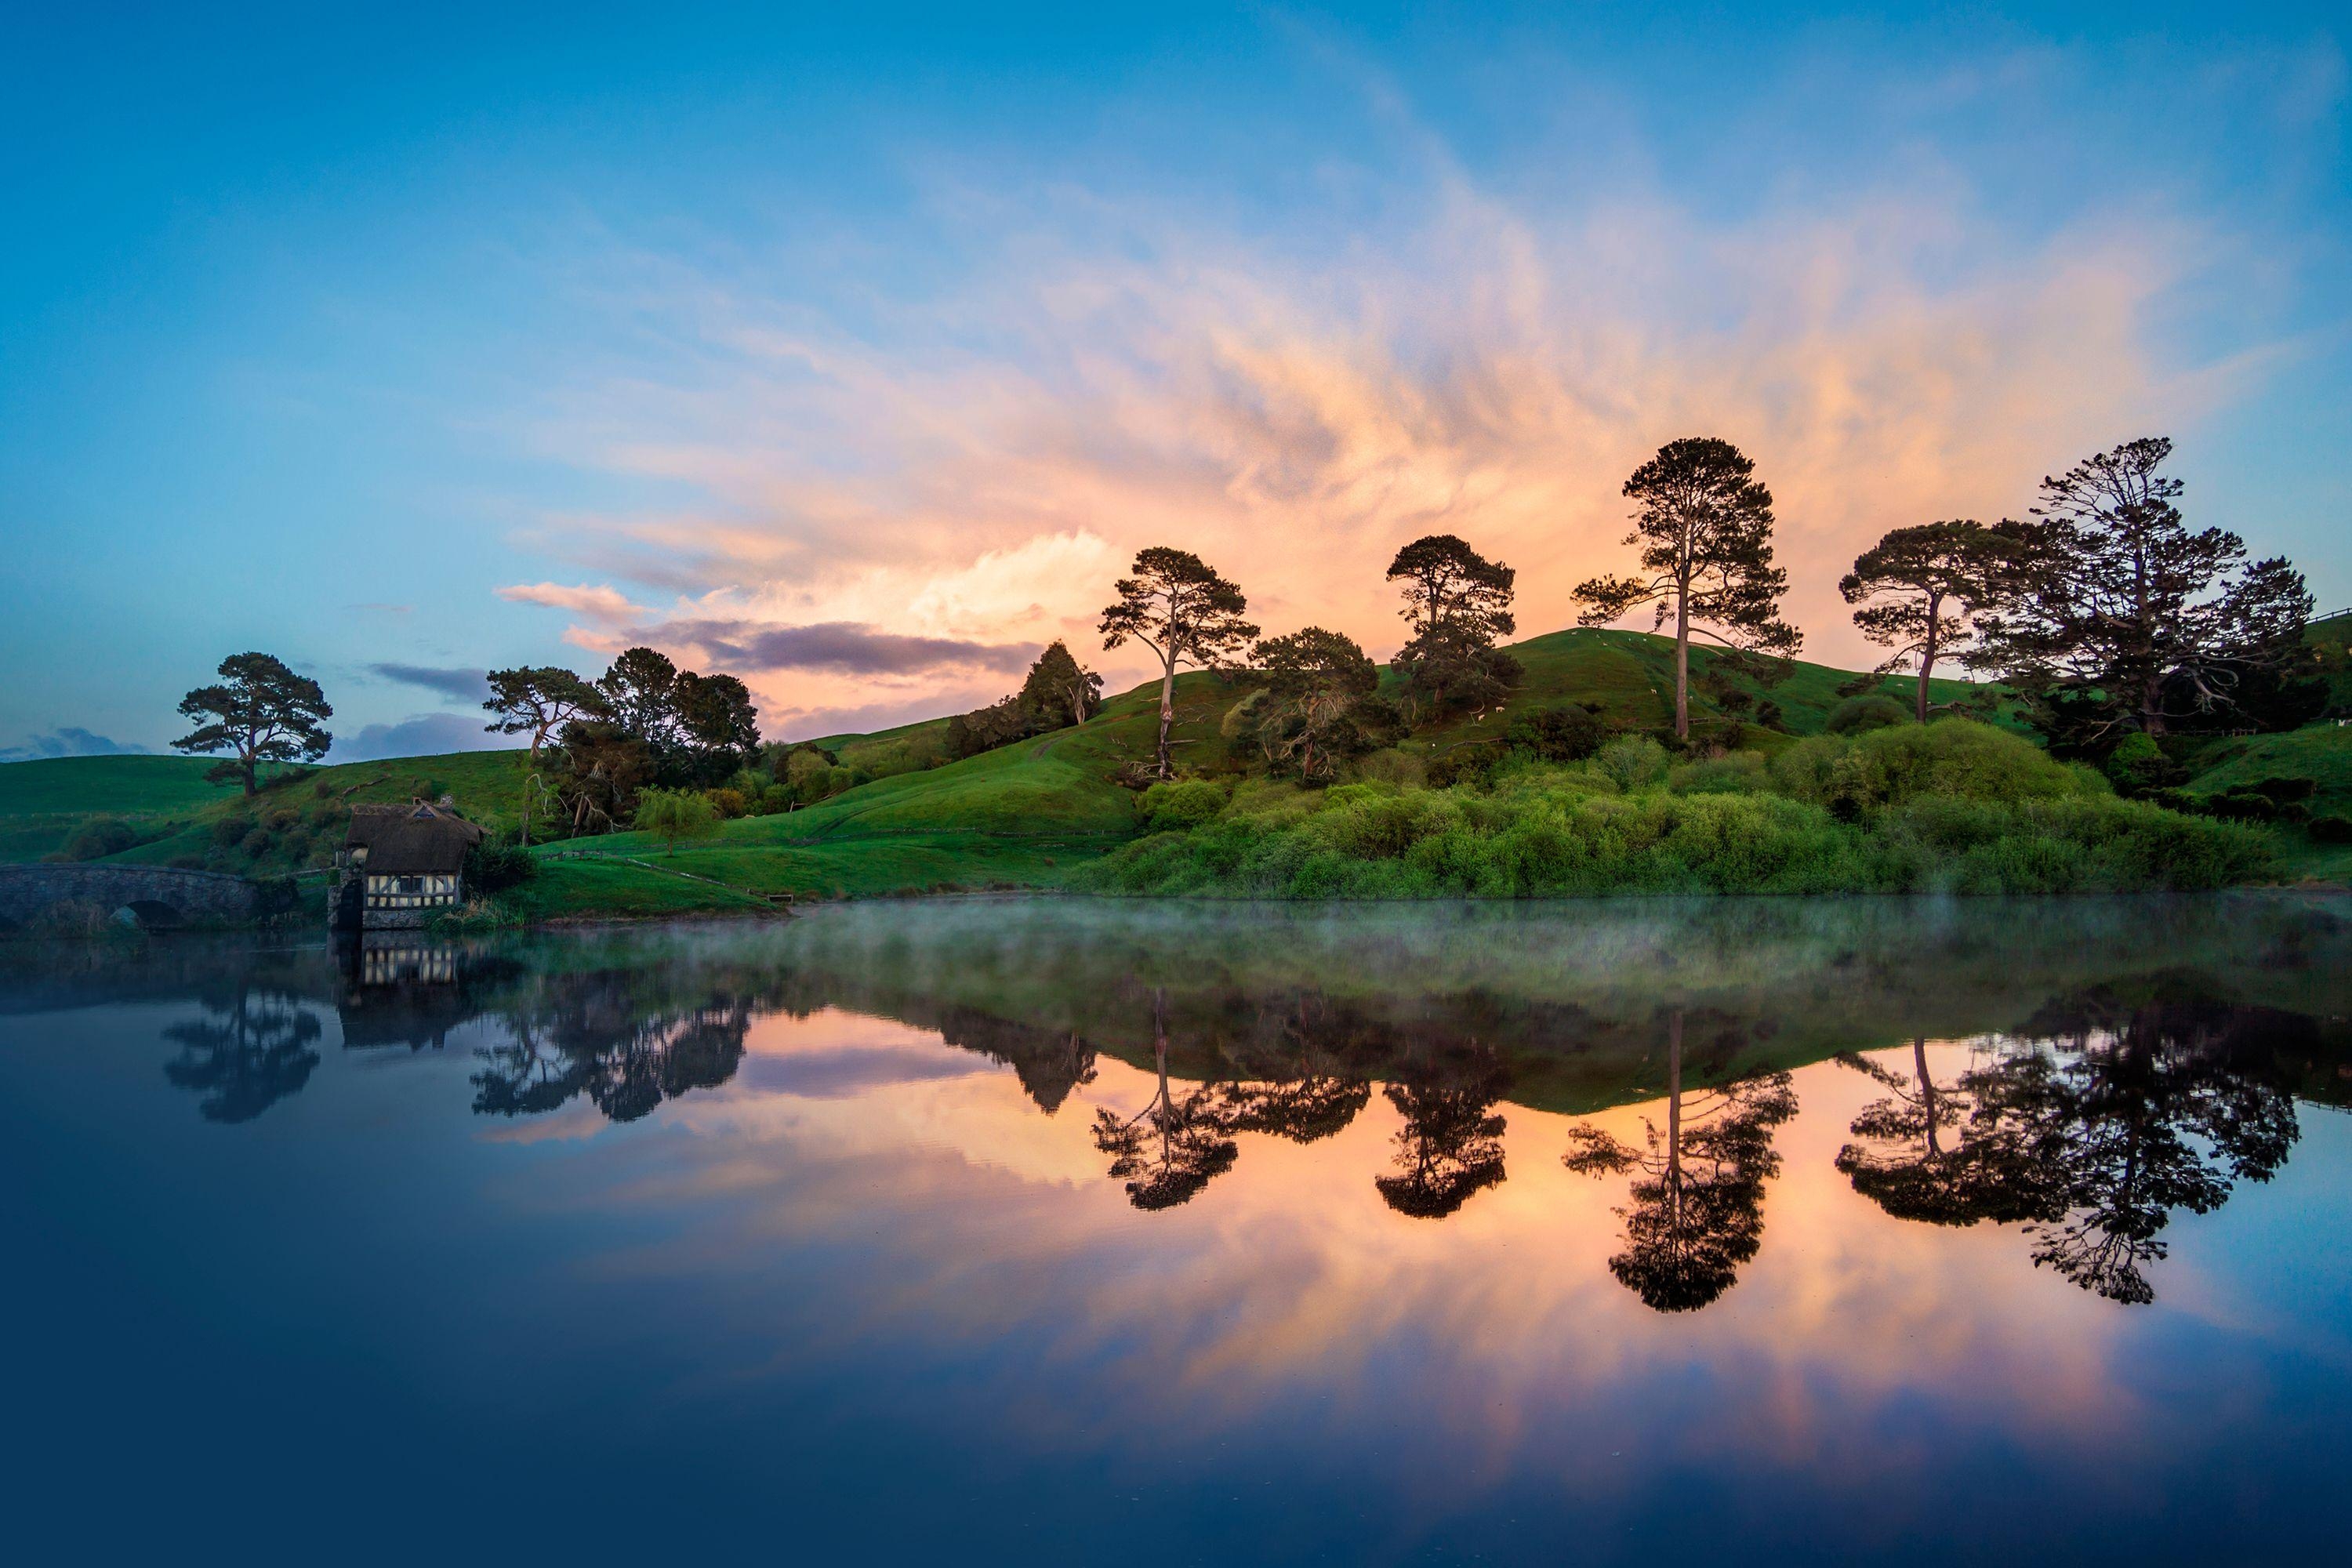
4, 895, 2349, 1563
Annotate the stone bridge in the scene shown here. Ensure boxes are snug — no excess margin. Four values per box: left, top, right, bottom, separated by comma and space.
0, 865, 266, 929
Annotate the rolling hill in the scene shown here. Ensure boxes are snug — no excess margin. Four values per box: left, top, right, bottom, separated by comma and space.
5, 619, 2346, 915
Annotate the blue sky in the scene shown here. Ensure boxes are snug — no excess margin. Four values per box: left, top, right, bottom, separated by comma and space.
2, 2, 2346, 756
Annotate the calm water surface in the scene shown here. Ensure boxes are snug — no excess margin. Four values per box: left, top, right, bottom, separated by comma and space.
4, 895, 2350, 1564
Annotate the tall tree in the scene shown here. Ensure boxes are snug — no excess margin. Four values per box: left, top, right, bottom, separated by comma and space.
1376, 1044, 1510, 1220
1839, 521, 2034, 724
1017, 641, 1105, 728
1573, 437, 1800, 739
1561, 1010, 1796, 1312
1387, 534, 1517, 644
1386, 535, 1520, 723
1100, 548, 1258, 780
162, 985, 323, 1123
1831, 1040, 2058, 1226
1973, 437, 2315, 744
171, 652, 334, 795
483, 666, 606, 765
1951, 994, 2300, 1304
1091, 989, 1240, 1210
671, 670, 762, 782
597, 647, 684, 750
1244, 627, 1392, 782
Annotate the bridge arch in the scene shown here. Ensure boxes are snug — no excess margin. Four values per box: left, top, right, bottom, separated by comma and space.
0, 866, 263, 931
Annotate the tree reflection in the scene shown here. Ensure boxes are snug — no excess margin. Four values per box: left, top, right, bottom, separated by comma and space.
1833, 1039, 2056, 1226
162, 986, 323, 1123
1563, 1010, 1796, 1312
1947, 994, 2303, 1305
1376, 1041, 1508, 1219
1214, 996, 1374, 1145
1091, 989, 1240, 1210
472, 975, 750, 1123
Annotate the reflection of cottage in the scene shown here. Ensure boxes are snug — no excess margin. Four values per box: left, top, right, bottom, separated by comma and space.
332, 800, 484, 931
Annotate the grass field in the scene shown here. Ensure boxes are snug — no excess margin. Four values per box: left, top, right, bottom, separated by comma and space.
6, 620, 2346, 916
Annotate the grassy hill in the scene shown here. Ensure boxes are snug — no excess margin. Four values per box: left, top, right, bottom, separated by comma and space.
6, 621, 2346, 917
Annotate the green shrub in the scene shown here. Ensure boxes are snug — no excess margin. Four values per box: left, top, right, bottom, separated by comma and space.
1593, 735, 1670, 792
2310, 813, 2352, 844
1826, 693, 1912, 734
1506, 705, 1606, 763
633, 787, 720, 855
704, 787, 750, 819
2103, 731, 2179, 794
1137, 779, 1229, 831
463, 839, 538, 894
238, 827, 276, 858
1669, 753, 1769, 796
62, 817, 140, 862
1350, 749, 1428, 789
212, 815, 254, 847
756, 785, 795, 815
1072, 772, 2267, 899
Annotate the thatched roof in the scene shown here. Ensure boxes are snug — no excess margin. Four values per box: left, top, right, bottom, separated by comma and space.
346, 802, 484, 875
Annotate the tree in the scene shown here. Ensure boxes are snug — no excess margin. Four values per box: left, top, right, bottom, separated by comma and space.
1100, 548, 1258, 780
473, 975, 751, 1124
1948, 994, 2301, 1304
1388, 533, 1517, 644
1018, 641, 1105, 728
1574, 438, 1800, 739
1244, 627, 1393, 782
597, 646, 683, 748
1091, 989, 1240, 1210
1376, 1044, 1510, 1220
170, 652, 333, 795
1839, 521, 2035, 724
1561, 1010, 1796, 1312
1386, 535, 1520, 724
162, 985, 322, 1123
483, 666, 607, 766
1972, 437, 2316, 745
1832, 1040, 2058, 1226
590, 648, 761, 785
671, 670, 762, 783
632, 786, 719, 856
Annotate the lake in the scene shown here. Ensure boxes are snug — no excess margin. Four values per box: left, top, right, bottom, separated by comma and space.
3, 895, 2350, 1564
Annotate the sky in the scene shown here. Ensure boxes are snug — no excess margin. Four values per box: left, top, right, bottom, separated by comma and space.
2, 2, 2347, 757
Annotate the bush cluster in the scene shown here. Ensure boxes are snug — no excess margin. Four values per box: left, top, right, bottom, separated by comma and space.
1073, 717, 2270, 898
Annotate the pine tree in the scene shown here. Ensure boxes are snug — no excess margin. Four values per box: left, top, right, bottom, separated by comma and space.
1573, 437, 1800, 739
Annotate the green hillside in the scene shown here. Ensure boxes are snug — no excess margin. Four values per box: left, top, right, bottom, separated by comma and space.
6, 620, 2347, 916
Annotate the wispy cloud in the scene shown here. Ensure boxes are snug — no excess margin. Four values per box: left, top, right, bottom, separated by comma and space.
495, 582, 648, 622
367, 662, 490, 704
629, 620, 1032, 678
481, 50, 2299, 725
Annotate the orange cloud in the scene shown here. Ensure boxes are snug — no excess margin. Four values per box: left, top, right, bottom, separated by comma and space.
503, 161, 2266, 720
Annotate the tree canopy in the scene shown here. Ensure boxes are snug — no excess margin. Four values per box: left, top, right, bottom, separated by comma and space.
484, 665, 606, 764
1973, 437, 2317, 746
1575, 437, 1800, 738
171, 651, 334, 795
1240, 626, 1394, 782
1840, 520, 2034, 723
1100, 547, 1258, 779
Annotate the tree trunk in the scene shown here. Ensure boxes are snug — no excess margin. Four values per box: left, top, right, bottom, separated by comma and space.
1673, 592, 1690, 740
1155, 655, 1178, 779
1916, 593, 1940, 724
1666, 1007, 1683, 1178
240, 751, 258, 796
1914, 1035, 1938, 1158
